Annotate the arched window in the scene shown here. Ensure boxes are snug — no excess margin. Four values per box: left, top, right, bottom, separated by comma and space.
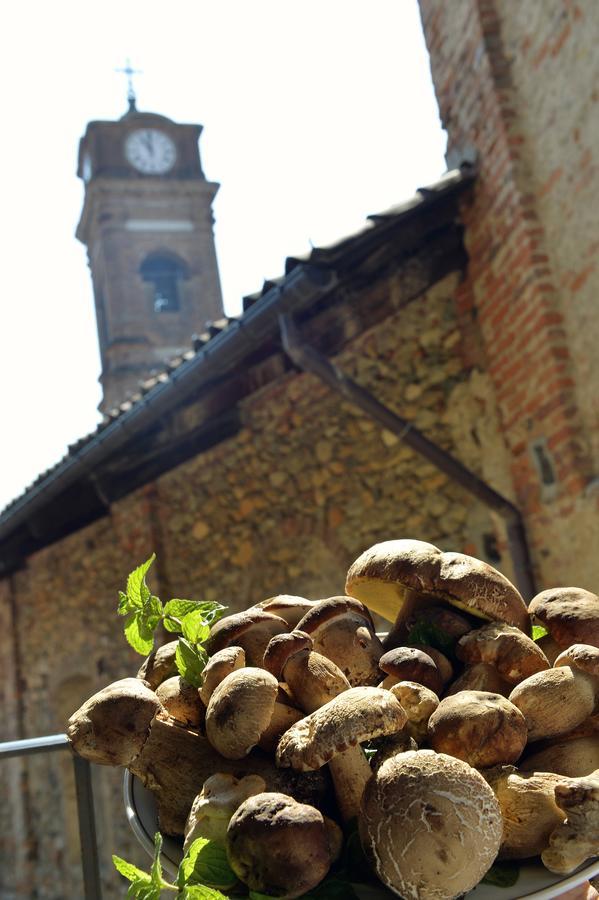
140, 254, 188, 312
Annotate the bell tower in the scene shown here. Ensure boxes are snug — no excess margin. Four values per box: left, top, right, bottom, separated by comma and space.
76, 94, 224, 413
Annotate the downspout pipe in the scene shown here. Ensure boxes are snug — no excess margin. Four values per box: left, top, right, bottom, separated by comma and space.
279, 314, 537, 601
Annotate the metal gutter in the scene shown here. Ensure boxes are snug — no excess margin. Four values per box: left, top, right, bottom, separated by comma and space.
279, 314, 537, 601
0, 265, 337, 543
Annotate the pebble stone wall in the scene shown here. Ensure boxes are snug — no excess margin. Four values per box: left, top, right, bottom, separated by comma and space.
0, 269, 510, 898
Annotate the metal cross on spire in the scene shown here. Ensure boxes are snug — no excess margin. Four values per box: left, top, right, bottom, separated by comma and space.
116, 59, 142, 112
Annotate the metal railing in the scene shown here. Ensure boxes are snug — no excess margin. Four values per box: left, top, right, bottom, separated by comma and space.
0, 734, 102, 900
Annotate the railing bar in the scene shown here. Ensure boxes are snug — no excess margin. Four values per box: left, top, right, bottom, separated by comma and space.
73, 754, 103, 900
0, 733, 70, 758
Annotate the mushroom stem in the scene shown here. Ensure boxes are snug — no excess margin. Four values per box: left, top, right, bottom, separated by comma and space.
328, 749, 374, 823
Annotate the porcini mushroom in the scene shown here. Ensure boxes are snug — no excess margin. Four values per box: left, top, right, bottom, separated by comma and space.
345, 539, 530, 643
276, 686, 406, 821
199, 646, 246, 706
136, 640, 179, 689
359, 749, 503, 900
295, 596, 383, 687
205, 608, 289, 666
529, 587, 599, 649
521, 735, 599, 777
542, 771, 599, 874
256, 594, 318, 629
226, 792, 333, 899
263, 631, 350, 712
428, 690, 527, 768
456, 621, 549, 684
67, 677, 163, 766
184, 772, 267, 850
389, 681, 439, 744
156, 676, 205, 729
445, 662, 512, 697
205, 667, 279, 759
378, 646, 443, 694
509, 653, 599, 742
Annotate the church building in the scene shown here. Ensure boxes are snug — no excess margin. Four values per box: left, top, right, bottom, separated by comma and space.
0, 2, 597, 897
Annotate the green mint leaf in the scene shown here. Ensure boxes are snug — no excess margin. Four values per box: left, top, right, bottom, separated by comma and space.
178, 838, 236, 890
181, 886, 230, 899
112, 856, 152, 884
118, 590, 133, 616
125, 554, 156, 609
127, 884, 162, 900
164, 599, 205, 619
182, 611, 211, 645
481, 861, 520, 887
150, 832, 163, 887
176, 639, 208, 688
142, 595, 164, 632
124, 612, 156, 656
532, 624, 548, 641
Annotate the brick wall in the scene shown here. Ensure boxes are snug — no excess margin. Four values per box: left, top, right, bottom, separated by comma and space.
0, 268, 511, 898
419, 0, 599, 587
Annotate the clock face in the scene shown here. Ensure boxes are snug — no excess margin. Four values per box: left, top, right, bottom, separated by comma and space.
124, 129, 177, 174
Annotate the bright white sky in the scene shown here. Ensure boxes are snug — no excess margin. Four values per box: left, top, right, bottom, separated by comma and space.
0, 0, 446, 513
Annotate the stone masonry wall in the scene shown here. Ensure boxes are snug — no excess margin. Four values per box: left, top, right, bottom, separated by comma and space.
0, 269, 513, 898
419, 0, 599, 589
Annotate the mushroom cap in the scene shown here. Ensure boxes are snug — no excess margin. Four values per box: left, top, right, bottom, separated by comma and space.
295, 597, 382, 687
226, 792, 332, 899
445, 662, 512, 697
346, 539, 529, 633
205, 609, 289, 665
205, 667, 279, 759
359, 749, 503, 900
155, 676, 205, 728
183, 773, 267, 850
483, 765, 566, 859
554, 643, 599, 677
67, 677, 163, 766
276, 686, 407, 771
521, 735, 599, 778
389, 681, 439, 744
528, 587, 599, 648
379, 646, 443, 694
457, 622, 550, 684
256, 595, 318, 629
542, 771, 599, 875
257, 688, 304, 754
136, 640, 179, 690
428, 690, 527, 767
263, 631, 313, 680
199, 646, 246, 706
409, 644, 454, 685
509, 667, 597, 742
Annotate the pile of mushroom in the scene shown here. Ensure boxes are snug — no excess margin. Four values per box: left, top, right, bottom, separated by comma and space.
67, 538, 599, 899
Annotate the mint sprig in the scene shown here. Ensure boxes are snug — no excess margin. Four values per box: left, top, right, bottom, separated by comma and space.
117, 555, 226, 686
113, 834, 231, 898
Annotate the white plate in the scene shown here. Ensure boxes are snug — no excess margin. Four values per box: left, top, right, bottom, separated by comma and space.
124, 770, 599, 899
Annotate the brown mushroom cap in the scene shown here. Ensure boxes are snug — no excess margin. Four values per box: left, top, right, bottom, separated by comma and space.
521, 735, 599, 777
509, 667, 597, 742
379, 646, 443, 694
295, 596, 383, 687
529, 587, 599, 649
226, 792, 332, 899
183, 773, 267, 850
445, 662, 512, 697
483, 765, 566, 859
456, 622, 550, 684
205, 609, 289, 665
205, 667, 278, 759
359, 749, 503, 900
428, 690, 527, 767
554, 643, 599, 677
276, 686, 407, 771
346, 539, 529, 633
389, 681, 439, 744
264, 631, 350, 714
136, 640, 179, 690
67, 677, 163, 766
155, 676, 205, 728
256, 595, 318, 629
409, 644, 454, 685
199, 646, 246, 706
263, 631, 313, 680
542, 771, 599, 875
